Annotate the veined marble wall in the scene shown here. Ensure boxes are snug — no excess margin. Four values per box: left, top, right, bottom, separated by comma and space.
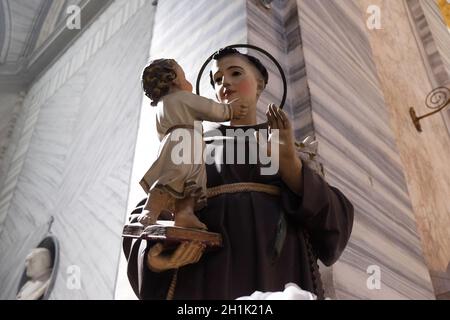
361, 0, 450, 299
421, 0, 450, 80
0, 91, 25, 192
297, 0, 435, 299
246, 0, 314, 140
0, 0, 155, 299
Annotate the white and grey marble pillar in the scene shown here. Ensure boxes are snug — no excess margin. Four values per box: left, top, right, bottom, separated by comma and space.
297, 0, 435, 299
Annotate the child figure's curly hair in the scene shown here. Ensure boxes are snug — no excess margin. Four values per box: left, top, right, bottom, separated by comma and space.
142, 59, 177, 106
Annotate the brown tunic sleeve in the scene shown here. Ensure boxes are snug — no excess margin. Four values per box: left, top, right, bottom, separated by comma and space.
122, 209, 173, 299
280, 163, 354, 266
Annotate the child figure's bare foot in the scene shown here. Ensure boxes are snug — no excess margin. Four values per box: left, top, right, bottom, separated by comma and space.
137, 211, 156, 226
137, 189, 173, 226
175, 211, 207, 230
174, 196, 207, 230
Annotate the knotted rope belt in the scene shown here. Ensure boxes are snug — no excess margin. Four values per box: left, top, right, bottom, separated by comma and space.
207, 182, 280, 198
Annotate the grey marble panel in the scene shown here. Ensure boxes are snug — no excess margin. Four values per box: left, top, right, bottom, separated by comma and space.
246, 0, 314, 140
0, 92, 24, 188
3, 0, 46, 62
421, 0, 450, 78
0, 0, 155, 299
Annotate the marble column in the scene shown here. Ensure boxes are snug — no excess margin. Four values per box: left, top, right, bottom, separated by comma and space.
297, 0, 435, 299
360, 0, 450, 299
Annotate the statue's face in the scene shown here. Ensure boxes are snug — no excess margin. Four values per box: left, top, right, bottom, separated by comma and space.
25, 249, 51, 279
211, 55, 261, 107
25, 251, 39, 278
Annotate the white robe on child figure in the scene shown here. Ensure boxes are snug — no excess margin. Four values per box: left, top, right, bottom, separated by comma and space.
140, 90, 233, 210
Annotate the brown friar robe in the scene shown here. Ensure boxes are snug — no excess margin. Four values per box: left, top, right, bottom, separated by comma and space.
123, 123, 354, 300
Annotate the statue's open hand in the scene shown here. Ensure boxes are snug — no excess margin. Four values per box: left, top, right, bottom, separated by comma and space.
147, 241, 206, 272
265, 104, 296, 158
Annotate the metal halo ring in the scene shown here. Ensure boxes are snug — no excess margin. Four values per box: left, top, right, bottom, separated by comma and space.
196, 44, 287, 109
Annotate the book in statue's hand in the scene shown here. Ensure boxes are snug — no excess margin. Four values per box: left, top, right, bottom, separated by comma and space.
122, 221, 223, 248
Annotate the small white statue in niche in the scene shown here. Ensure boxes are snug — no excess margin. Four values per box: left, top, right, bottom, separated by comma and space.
16, 248, 52, 300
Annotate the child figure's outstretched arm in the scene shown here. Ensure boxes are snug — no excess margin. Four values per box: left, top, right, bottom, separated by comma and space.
178, 91, 246, 121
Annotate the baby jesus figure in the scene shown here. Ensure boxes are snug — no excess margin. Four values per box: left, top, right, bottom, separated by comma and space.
138, 59, 247, 230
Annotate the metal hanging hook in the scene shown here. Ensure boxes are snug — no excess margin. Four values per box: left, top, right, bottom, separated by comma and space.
47, 216, 55, 234
410, 87, 450, 132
